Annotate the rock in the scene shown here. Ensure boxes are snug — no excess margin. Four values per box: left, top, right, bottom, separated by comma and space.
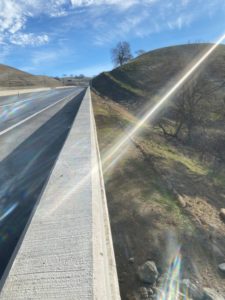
219, 209, 225, 222
178, 195, 187, 208
139, 287, 149, 299
129, 257, 135, 263
180, 279, 204, 300
203, 288, 224, 300
137, 261, 159, 284
157, 272, 169, 286
127, 294, 139, 300
218, 263, 225, 273
147, 288, 154, 296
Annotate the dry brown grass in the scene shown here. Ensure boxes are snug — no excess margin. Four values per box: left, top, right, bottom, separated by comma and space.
0, 64, 62, 88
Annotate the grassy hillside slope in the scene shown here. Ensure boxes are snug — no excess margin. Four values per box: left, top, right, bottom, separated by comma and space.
93, 43, 225, 109
92, 44, 225, 299
0, 64, 62, 88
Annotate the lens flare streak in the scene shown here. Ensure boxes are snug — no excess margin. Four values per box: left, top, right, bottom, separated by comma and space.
158, 248, 181, 300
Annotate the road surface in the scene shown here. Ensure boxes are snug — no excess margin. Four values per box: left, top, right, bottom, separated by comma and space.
0, 87, 84, 279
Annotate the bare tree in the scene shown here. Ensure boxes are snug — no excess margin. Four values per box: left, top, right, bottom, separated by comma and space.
111, 41, 133, 67
157, 75, 221, 143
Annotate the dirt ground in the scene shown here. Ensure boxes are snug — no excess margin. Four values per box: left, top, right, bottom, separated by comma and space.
92, 91, 225, 299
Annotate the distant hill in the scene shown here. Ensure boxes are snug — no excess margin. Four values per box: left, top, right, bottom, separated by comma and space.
0, 64, 62, 88
60, 76, 91, 87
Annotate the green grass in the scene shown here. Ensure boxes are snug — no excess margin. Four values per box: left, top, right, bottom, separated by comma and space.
209, 111, 222, 121
141, 137, 208, 175
94, 92, 208, 177
104, 72, 144, 97
108, 150, 193, 231
208, 170, 225, 187
150, 187, 193, 230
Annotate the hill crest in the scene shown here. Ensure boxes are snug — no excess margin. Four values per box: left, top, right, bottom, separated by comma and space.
0, 64, 62, 88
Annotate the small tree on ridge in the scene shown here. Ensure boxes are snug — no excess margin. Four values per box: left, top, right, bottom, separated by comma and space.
111, 41, 133, 67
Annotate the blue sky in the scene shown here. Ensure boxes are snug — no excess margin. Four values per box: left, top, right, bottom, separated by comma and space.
0, 0, 225, 77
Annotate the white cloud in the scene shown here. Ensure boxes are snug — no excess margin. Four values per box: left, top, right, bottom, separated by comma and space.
167, 14, 193, 30
0, 0, 155, 48
0, 0, 68, 46
0, 1, 25, 34
181, 0, 190, 6
91, 0, 225, 45
10, 33, 49, 46
70, 0, 158, 10
31, 50, 59, 65
70, 0, 136, 8
70, 63, 112, 76
0, 0, 225, 51
29, 44, 75, 66
0, 0, 142, 42
94, 11, 150, 45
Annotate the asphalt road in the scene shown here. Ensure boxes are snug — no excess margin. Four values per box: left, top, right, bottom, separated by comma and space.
0, 87, 84, 279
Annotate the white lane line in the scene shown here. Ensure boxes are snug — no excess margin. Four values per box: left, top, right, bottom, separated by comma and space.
0, 89, 70, 108
0, 90, 80, 137
0, 203, 18, 222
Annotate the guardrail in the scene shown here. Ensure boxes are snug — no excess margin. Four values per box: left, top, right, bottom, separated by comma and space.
0, 87, 120, 299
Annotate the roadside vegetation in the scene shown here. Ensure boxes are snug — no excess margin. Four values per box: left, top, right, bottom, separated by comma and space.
92, 43, 225, 299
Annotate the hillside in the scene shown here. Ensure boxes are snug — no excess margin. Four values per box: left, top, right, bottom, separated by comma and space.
0, 64, 62, 88
92, 44, 225, 300
93, 43, 225, 109
61, 76, 91, 87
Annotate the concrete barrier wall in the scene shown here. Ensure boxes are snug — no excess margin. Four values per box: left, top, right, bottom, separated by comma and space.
0, 88, 121, 299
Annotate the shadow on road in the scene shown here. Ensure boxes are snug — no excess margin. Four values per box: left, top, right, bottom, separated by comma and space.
0, 91, 84, 279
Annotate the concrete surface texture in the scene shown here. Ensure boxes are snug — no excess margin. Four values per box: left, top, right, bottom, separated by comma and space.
0, 88, 120, 299
0, 87, 84, 282
90, 90, 121, 300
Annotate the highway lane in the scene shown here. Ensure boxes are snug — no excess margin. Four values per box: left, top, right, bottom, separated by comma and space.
0, 87, 84, 279
0, 88, 83, 135
0, 88, 76, 106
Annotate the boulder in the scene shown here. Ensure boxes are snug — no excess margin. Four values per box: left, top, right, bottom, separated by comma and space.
180, 279, 204, 300
203, 288, 224, 300
139, 287, 149, 299
147, 288, 154, 296
137, 261, 159, 284
219, 209, 225, 222
218, 263, 225, 273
